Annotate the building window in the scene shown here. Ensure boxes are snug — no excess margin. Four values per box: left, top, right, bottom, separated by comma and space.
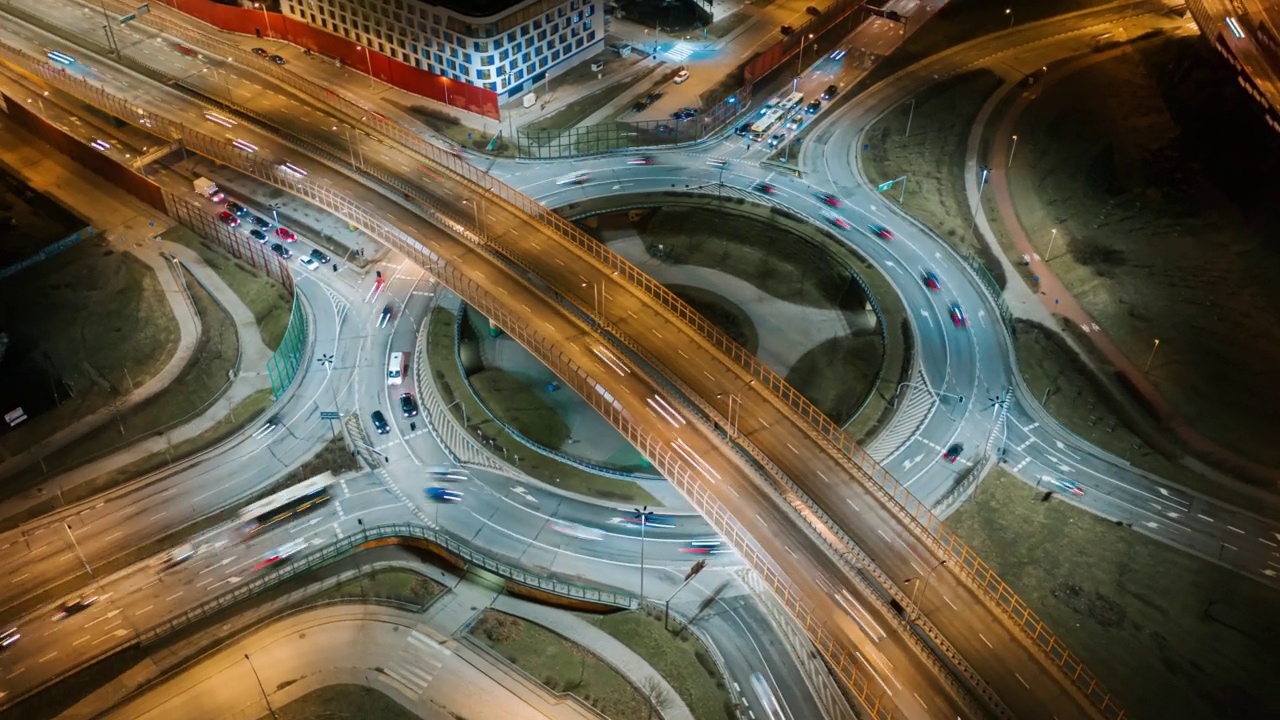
521, 25, 529, 37
551, 48, 560, 61
584, 19, 591, 32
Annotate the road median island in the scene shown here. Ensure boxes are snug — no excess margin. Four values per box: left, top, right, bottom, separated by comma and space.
425, 303, 660, 505
255, 684, 421, 720
996, 34, 1280, 477
947, 469, 1280, 720
468, 609, 663, 720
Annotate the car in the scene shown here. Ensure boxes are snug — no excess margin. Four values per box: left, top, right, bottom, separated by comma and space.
225, 201, 248, 217
754, 182, 777, 194
671, 108, 696, 120
870, 224, 893, 240
270, 242, 292, 259
252, 47, 269, 57
680, 539, 726, 554
805, 99, 822, 114
157, 544, 195, 572
275, 227, 296, 241
706, 157, 728, 168
830, 49, 847, 60
818, 192, 840, 207
176, 44, 197, 57
400, 392, 418, 417
378, 304, 393, 328
824, 212, 851, 230
806, 5, 822, 16
923, 271, 941, 291
0, 628, 19, 653
249, 229, 268, 243
655, 124, 676, 134
787, 113, 804, 130
627, 156, 654, 165
780, 25, 795, 36
310, 248, 331, 264
631, 101, 647, 113
217, 211, 239, 227
735, 122, 754, 136
426, 487, 464, 503
555, 170, 589, 185
371, 410, 390, 434
253, 539, 308, 571
549, 521, 604, 540
673, 69, 689, 84
646, 91, 663, 103
943, 443, 963, 463
768, 132, 788, 148
1049, 478, 1087, 496
269, 54, 286, 65
250, 215, 273, 229
299, 256, 319, 270
616, 513, 675, 528
822, 84, 839, 100
53, 596, 98, 621
950, 303, 967, 328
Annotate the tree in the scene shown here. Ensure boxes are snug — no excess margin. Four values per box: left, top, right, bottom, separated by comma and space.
641, 675, 674, 720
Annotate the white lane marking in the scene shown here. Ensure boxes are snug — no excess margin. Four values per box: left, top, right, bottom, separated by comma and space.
847, 498, 860, 512
1197, 514, 1214, 522
1227, 526, 1245, 534
165, 592, 183, 601
978, 633, 993, 648
942, 594, 958, 611
135, 605, 153, 615
73, 636, 90, 646
755, 514, 768, 528
1014, 672, 1030, 689
785, 442, 799, 454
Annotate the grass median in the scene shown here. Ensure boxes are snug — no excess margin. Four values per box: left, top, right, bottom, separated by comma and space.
948, 469, 1280, 720
258, 685, 420, 720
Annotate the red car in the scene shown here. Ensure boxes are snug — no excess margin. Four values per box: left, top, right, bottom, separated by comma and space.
217, 211, 239, 227
943, 443, 963, 463
755, 182, 777, 194
824, 212, 850, 230
627, 156, 654, 165
275, 227, 296, 242
870, 224, 893, 240
818, 192, 840, 207
950, 304, 967, 328
176, 44, 197, 57
923, 271, 941, 291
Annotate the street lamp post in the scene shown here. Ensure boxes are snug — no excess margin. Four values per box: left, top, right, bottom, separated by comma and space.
797, 33, 814, 76
1005, 8, 1014, 28
463, 198, 483, 237
245, 653, 280, 719
1045, 228, 1058, 261
445, 398, 468, 427
357, 45, 374, 91
1007, 134, 1018, 167
904, 97, 915, 138
967, 165, 991, 238
634, 506, 655, 602
255, 2, 273, 39
581, 280, 604, 316
715, 392, 741, 436
97, 1, 119, 56
906, 559, 947, 622
1144, 339, 1161, 372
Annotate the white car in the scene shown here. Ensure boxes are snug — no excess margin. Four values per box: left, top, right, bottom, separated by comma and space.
299, 256, 319, 270
555, 170, 589, 185
674, 69, 689, 84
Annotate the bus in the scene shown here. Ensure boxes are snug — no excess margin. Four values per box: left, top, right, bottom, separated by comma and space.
387, 351, 407, 386
239, 473, 335, 535
749, 91, 805, 137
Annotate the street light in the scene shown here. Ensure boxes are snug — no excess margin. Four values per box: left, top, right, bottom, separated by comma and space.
1008, 134, 1018, 167
905, 559, 947, 622
715, 392, 741, 436
1045, 227, 1058, 261
967, 165, 991, 238
440, 77, 452, 107
357, 45, 374, 91
634, 506, 655, 601
1005, 8, 1014, 28
462, 197, 483, 237
797, 33, 815, 76
245, 653, 280, 719
255, 2, 273, 38
1144, 339, 1161, 372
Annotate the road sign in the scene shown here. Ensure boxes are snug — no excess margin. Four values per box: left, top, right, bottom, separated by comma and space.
877, 180, 895, 192
320, 411, 340, 420
119, 12, 136, 24
137, 2, 150, 15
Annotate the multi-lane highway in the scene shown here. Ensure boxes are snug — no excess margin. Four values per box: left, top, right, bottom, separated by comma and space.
4, 0, 1280, 718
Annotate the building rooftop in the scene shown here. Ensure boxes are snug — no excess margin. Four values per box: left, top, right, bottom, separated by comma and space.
424, 0, 529, 18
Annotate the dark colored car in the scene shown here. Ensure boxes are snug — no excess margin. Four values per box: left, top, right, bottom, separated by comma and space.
225, 201, 248, 217
646, 91, 663, 103
755, 182, 777, 194
870, 224, 893, 240
270, 242, 292, 259
400, 392, 418, 418
780, 25, 795, 36
735, 121, 754, 136
943, 443, 963, 463
269, 54, 286, 65
53, 596, 98, 621
805, 99, 822, 114
249, 228, 268, 243
818, 192, 840, 207
378, 305, 393, 328
309, 248, 331, 264
950, 303, 967, 328
632, 101, 647, 113
252, 47, 269, 57
656, 124, 676, 134
822, 84, 839, 100
923, 271, 941, 291
250, 215, 273, 229
806, 5, 822, 16
371, 410, 390, 434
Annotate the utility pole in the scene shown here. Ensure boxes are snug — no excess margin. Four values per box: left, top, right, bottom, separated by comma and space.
634, 506, 655, 602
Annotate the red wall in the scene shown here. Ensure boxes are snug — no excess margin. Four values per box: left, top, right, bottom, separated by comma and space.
156, 0, 499, 119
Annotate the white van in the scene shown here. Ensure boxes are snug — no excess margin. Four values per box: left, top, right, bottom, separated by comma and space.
674, 69, 690, 84
387, 351, 407, 385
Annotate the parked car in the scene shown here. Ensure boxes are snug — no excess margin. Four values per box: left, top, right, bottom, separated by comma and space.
249, 228, 268, 243
780, 25, 795, 36
370, 410, 390, 434
275, 227, 296, 241
217, 210, 239, 227
252, 47, 269, 57
270, 242, 292, 259
806, 5, 822, 16
631, 100, 648, 113
673, 69, 689, 84
309, 248, 331, 264
299, 256, 319, 270
655, 124, 676, 134
269, 54, 286, 65
225, 201, 248, 217
250, 215, 273, 229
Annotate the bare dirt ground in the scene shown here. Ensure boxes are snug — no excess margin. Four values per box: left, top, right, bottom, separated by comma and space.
949, 470, 1280, 720
1004, 35, 1280, 469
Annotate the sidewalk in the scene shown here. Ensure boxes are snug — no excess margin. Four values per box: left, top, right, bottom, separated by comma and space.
972, 49, 1280, 487
0, 122, 277, 523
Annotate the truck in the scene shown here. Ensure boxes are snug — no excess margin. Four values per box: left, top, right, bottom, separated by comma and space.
193, 176, 225, 202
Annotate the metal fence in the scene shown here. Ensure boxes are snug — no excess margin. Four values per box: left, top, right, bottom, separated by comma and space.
138, 522, 635, 644
960, 249, 1015, 334
0, 33, 1124, 720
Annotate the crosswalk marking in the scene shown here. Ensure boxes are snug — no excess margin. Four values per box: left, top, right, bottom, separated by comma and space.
665, 43, 696, 61
383, 630, 447, 697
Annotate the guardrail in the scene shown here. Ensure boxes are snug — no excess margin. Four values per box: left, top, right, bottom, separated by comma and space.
138, 522, 635, 643
0, 32, 1120, 719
